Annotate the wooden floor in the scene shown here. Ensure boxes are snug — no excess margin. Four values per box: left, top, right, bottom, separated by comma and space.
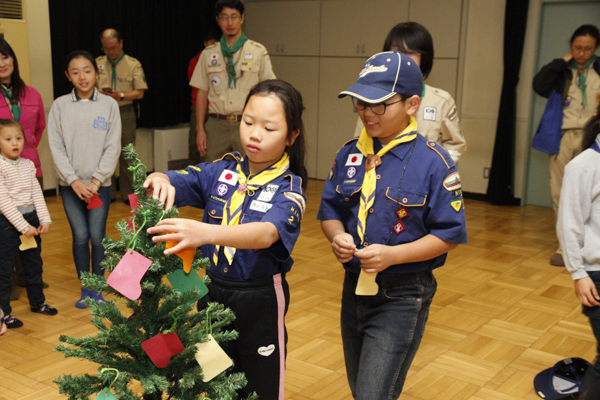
0, 179, 595, 400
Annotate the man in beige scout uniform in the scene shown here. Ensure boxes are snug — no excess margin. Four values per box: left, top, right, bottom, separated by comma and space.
96, 28, 148, 204
533, 24, 600, 266
190, 0, 276, 162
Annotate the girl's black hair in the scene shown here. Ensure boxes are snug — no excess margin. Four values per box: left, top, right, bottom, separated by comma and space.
383, 22, 434, 79
0, 118, 25, 137
582, 104, 600, 151
244, 79, 308, 190
0, 39, 26, 105
64, 50, 98, 73
570, 24, 600, 46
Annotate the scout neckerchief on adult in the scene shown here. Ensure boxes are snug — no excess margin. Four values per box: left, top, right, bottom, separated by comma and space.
1, 84, 20, 121
108, 51, 125, 90
220, 32, 247, 88
214, 153, 290, 265
570, 56, 597, 109
355, 115, 418, 245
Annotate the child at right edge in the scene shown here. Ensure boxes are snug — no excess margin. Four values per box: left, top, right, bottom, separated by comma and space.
557, 106, 600, 398
318, 52, 467, 399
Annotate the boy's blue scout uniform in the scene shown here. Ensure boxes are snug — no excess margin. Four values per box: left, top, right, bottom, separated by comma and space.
318, 134, 466, 276
165, 152, 305, 280
318, 51, 468, 400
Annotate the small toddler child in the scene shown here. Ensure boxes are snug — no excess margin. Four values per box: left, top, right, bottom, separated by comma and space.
0, 118, 57, 329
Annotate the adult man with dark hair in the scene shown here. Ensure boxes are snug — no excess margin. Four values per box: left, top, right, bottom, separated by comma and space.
96, 28, 148, 204
190, 0, 276, 162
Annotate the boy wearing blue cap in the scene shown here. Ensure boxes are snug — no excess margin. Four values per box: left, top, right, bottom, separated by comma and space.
318, 52, 468, 399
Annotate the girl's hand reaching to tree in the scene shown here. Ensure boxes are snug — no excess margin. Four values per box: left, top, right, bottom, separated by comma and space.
143, 173, 176, 210
147, 218, 207, 254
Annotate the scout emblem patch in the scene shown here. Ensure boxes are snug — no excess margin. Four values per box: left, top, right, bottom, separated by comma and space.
211, 75, 222, 88
451, 200, 462, 212
423, 107, 436, 121
216, 183, 229, 197
284, 192, 306, 216
443, 172, 461, 191
346, 167, 357, 179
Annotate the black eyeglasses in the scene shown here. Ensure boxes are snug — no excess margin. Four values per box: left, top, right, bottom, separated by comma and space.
352, 97, 403, 115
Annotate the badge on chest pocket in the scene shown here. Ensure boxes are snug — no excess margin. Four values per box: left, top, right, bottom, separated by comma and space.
423, 107, 437, 121
257, 184, 279, 202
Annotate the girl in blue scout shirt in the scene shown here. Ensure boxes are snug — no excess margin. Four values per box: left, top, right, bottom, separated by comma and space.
48, 51, 121, 309
318, 52, 468, 400
557, 106, 600, 398
145, 79, 307, 400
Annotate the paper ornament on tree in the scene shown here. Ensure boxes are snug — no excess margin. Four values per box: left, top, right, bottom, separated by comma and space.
19, 235, 37, 251
142, 331, 185, 368
195, 334, 233, 382
87, 194, 103, 210
167, 269, 208, 303
128, 194, 140, 211
165, 237, 196, 273
93, 387, 118, 400
107, 250, 152, 300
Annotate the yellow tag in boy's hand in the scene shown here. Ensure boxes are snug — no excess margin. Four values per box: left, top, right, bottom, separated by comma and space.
195, 334, 233, 382
19, 235, 37, 251
355, 270, 378, 296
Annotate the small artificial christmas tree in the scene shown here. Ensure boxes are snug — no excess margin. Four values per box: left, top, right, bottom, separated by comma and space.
55, 144, 254, 400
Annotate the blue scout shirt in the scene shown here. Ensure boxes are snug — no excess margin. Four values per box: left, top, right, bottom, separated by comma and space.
166, 152, 306, 280
317, 135, 467, 277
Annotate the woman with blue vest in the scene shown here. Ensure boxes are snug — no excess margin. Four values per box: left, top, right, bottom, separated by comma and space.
533, 24, 600, 267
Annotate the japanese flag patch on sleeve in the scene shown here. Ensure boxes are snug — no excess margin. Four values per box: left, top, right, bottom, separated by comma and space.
218, 169, 238, 186
346, 153, 364, 166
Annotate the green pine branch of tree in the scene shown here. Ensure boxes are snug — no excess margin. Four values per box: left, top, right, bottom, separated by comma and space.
54, 144, 255, 400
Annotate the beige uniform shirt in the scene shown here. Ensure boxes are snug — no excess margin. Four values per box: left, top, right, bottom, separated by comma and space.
189, 39, 276, 116
353, 84, 466, 162
562, 66, 600, 130
96, 54, 148, 107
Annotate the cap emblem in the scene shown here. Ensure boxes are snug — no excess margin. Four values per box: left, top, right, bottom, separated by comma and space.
359, 63, 388, 78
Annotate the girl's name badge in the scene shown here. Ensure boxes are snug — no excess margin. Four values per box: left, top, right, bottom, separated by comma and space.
195, 334, 233, 382
356, 270, 378, 296
250, 200, 273, 213
19, 235, 37, 251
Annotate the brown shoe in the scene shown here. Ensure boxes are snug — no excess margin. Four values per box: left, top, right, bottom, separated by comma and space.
550, 253, 565, 266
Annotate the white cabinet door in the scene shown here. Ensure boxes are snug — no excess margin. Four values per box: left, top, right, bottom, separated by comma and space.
245, 1, 321, 56
317, 57, 366, 179
269, 55, 320, 178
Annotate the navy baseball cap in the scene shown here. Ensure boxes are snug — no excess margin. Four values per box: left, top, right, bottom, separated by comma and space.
338, 51, 423, 103
534, 357, 590, 399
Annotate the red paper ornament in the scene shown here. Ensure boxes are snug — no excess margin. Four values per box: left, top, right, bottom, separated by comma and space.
141, 332, 185, 368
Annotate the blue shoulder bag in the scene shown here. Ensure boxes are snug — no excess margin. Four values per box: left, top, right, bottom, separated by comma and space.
532, 90, 563, 155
